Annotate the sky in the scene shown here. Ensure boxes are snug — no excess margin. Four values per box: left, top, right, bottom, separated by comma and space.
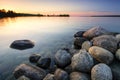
0, 0, 120, 16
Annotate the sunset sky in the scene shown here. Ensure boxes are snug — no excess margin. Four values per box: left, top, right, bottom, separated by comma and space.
0, 0, 120, 16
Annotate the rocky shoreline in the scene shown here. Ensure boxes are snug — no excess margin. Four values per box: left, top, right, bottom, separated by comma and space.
13, 27, 120, 80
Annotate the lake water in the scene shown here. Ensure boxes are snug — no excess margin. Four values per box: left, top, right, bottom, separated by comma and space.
0, 17, 120, 80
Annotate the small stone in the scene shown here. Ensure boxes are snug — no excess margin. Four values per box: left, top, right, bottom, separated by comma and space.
69, 48, 79, 56
70, 72, 90, 80
64, 65, 73, 74
91, 63, 112, 80
74, 31, 85, 37
115, 49, 120, 60
89, 46, 114, 64
37, 58, 51, 69
13, 64, 46, 80
10, 40, 34, 50
82, 41, 92, 51
29, 54, 41, 63
74, 37, 87, 49
43, 74, 55, 80
55, 49, 71, 68
116, 34, 120, 42
71, 49, 94, 72
54, 69, 69, 80
17, 76, 30, 80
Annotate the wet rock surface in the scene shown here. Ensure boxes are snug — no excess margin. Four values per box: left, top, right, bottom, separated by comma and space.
29, 54, 41, 63
74, 31, 85, 37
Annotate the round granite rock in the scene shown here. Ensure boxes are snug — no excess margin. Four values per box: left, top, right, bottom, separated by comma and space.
43, 74, 55, 80
115, 49, 120, 60
82, 41, 92, 51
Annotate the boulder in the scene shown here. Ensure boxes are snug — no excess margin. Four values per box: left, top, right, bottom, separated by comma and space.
37, 58, 51, 69
10, 40, 34, 50
83, 26, 110, 39
91, 63, 112, 80
74, 37, 87, 49
116, 34, 120, 42
92, 35, 118, 53
29, 54, 41, 63
89, 46, 114, 64
13, 64, 46, 80
74, 31, 85, 37
70, 72, 90, 80
43, 74, 55, 80
55, 49, 71, 68
54, 69, 69, 80
82, 41, 92, 51
71, 49, 94, 72
115, 49, 120, 60
17, 76, 30, 80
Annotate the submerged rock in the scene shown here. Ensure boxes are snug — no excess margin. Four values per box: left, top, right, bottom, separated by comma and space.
74, 37, 87, 49
71, 49, 94, 72
10, 40, 34, 50
70, 72, 90, 80
54, 69, 69, 80
74, 31, 85, 37
91, 63, 112, 80
29, 54, 41, 63
43, 74, 55, 80
89, 46, 114, 64
55, 49, 71, 68
92, 35, 118, 53
83, 26, 110, 39
82, 41, 92, 51
13, 64, 46, 80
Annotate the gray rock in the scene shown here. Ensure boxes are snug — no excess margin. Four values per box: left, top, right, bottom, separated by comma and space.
29, 54, 41, 63
74, 37, 87, 49
116, 34, 120, 42
91, 63, 112, 80
89, 46, 114, 64
69, 48, 79, 56
82, 41, 92, 51
55, 49, 71, 68
92, 35, 118, 53
43, 74, 55, 80
70, 72, 90, 80
83, 26, 110, 39
115, 49, 120, 60
64, 65, 73, 74
13, 64, 46, 80
110, 59, 120, 80
17, 76, 30, 80
71, 49, 94, 72
74, 31, 85, 37
10, 40, 34, 50
54, 69, 69, 80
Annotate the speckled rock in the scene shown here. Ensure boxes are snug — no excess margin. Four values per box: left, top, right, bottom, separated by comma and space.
13, 64, 46, 80
116, 34, 120, 42
55, 49, 71, 68
10, 40, 34, 50
70, 72, 90, 80
71, 49, 94, 72
43, 74, 55, 80
29, 54, 41, 63
54, 69, 69, 80
82, 41, 92, 51
17, 76, 30, 80
92, 35, 118, 53
74, 31, 85, 37
91, 63, 112, 80
83, 26, 110, 39
74, 37, 87, 49
115, 49, 120, 60
89, 46, 114, 64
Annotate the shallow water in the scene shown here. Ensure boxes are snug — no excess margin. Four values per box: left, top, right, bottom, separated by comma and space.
0, 17, 120, 80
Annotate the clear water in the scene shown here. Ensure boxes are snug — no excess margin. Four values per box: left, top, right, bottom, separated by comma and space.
0, 17, 120, 80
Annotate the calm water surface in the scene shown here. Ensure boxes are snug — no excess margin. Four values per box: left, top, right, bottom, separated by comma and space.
0, 17, 120, 80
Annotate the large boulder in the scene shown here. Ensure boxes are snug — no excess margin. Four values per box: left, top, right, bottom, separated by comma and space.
10, 40, 34, 50
43, 74, 55, 80
55, 49, 71, 68
13, 64, 46, 80
92, 35, 118, 53
54, 69, 69, 80
83, 26, 110, 39
74, 31, 85, 37
29, 54, 41, 63
82, 41, 92, 51
91, 63, 112, 80
74, 37, 87, 49
89, 46, 114, 64
70, 72, 90, 80
71, 49, 94, 72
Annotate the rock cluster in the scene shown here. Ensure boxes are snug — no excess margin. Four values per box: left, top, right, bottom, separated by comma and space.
13, 27, 120, 80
